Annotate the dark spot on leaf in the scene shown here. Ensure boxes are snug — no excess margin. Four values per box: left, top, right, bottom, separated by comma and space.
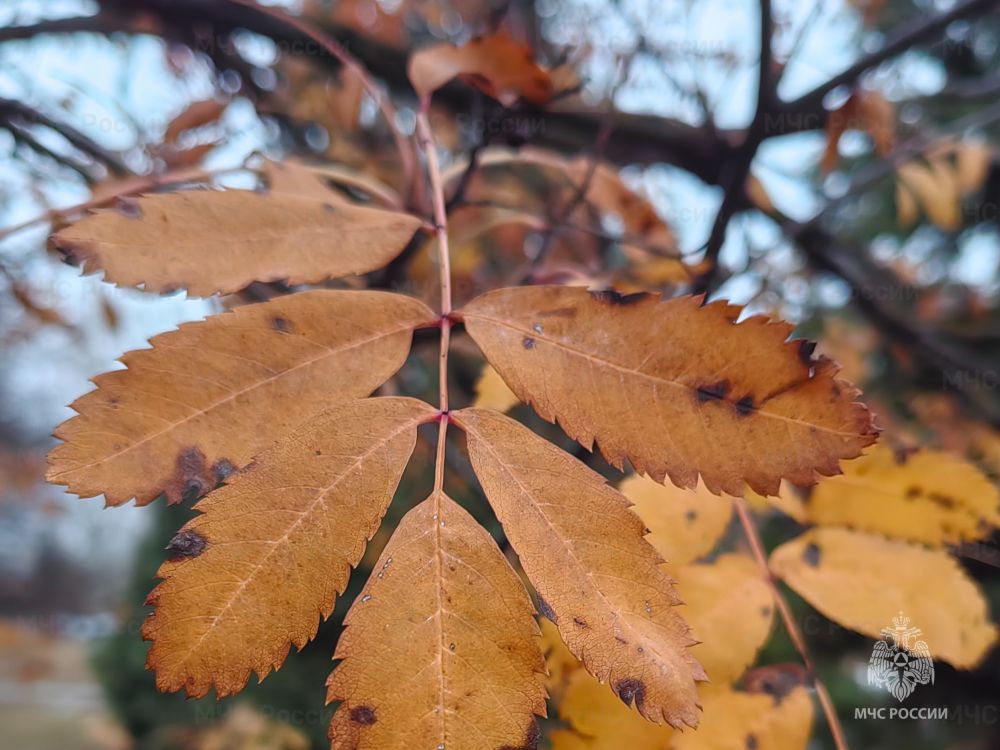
166, 529, 207, 561
685, 509, 698, 522
797, 340, 817, 366
115, 197, 143, 219
743, 664, 811, 701
614, 678, 646, 710
497, 719, 539, 750
522, 336, 535, 349
615, 636, 628, 644
322, 202, 337, 213
272, 316, 292, 332
212, 458, 236, 483
349, 705, 376, 725
927, 492, 956, 510
746, 733, 758, 749
696, 380, 731, 404
905, 485, 921, 499
803, 543, 822, 567
573, 616, 588, 628
165, 447, 208, 504
590, 289, 651, 306
735, 395, 755, 417
537, 596, 557, 623
51, 238, 86, 266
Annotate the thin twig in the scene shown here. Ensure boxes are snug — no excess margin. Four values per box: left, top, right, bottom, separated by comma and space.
694, 0, 773, 294
416, 104, 454, 493
733, 497, 849, 750
228, 0, 417, 202
0, 165, 245, 244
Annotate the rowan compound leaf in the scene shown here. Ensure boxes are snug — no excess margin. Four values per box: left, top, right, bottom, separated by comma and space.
460, 286, 877, 496
50, 189, 422, 296
804, 444, 1000, 546
550, 669, 673, 750
622, 475, 733, 566
142, 397, 436, 698
769, 527, 998, 668
669, 685, 813, 750
408, 31, 554, 106
48, 291, 433, 506
327, 492, 546, 750
675, 555, 773, 683
455, 407, 705, 728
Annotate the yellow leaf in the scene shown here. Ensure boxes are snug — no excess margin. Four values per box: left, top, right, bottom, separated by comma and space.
327, 492, 546, 750
804, 444, 1000, 546
769, 527, 997, 668
897, 160, 960, 231
677, 555, 774, 683
670, 685, 813, 750
47, 291, 433, 506
744, 484, 808, 523
460, 286, 877, 496
50, 189, 422, 296
622, 474, 733, 566
551, 669, 673, 750
895, 180, 919, 229
473, 364, 520, 413
142, 397, 437, 698
456, 407, 705, 728
955, 142, 993, 195
540, 617, 580, 699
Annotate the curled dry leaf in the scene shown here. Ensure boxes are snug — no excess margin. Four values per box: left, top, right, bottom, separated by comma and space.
622, 475, 733, 566
803, 444, 1000, 546
822, 90, 895, 172
460, 286, 877, 496
142, 397, 436, 698
50, 188, 422, 296
455, 407, 705, 729
769, 527, 998, 668
408, 31, 553, 106
47, 291, 433, 506
327, 492, 546, 750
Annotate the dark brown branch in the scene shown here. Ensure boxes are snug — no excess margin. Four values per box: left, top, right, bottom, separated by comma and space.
693, 0, 774, 293
780, 0, 999, 122
0, 96, 129, 174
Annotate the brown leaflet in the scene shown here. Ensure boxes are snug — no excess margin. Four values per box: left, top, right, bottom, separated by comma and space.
47, 290, 434, 506
460, 286, 877, 496
142, 397, 437, 698
50, 188, 422, 296
454, 407, 705, 729
327, 492, 546, 750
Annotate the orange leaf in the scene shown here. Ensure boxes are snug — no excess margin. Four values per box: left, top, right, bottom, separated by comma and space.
455, 407, 705, 728
50, 188, 422, 296
47, 291, 433, 506
460, 286, 877, 496
142, 397, 436, 698
408, 32, 553, 106
327, 491, 546, 749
